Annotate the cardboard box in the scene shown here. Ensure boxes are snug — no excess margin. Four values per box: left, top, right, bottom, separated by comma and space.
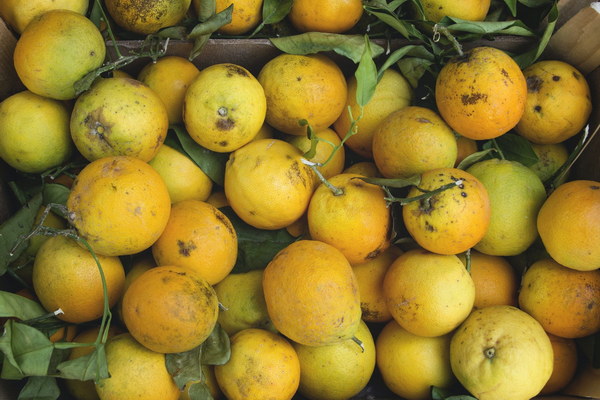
0, 14, 599, 400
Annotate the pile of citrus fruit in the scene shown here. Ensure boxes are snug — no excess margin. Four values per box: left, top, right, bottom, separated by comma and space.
0, 1, 598, 400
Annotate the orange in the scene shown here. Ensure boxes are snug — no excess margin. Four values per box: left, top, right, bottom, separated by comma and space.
137, 56, 200, 124
66, 156, 171, 257
518, 258, 600, 339
152, 200, 237, 285
0, 90, 73, 174
376, 319, 455, 400
262, 240, 362, 346
183, 63, 266, 153
530, 142, 569, 183
352, 246, 403, 323
70, 77, 169, 162
459, 250, 518, 308
383, 248, 475, 337
258, 53, 347, 135
284, 128, 346, 181
455, 135, 478, 167
537, 180, 600, 271
516, 60, 592, 144
343, 161, 381, 177
420, 0, 491, 22
402, 167, 491, 255
206, 190, 229, 209
95, 333, 180, 400
0, 0, 88, 34
104, 0, 191, 35
435, 46, 527, 140
540, 333, 579, 395
193, 0, 263, 35
122, 265, 219, 353
116, 253, 155, 323
307, 173, 391, 264
288, 0, 363, 33
224, 138, 315, 230
13, 9, 105, 100
214, 329, 300, 400
372, 106, 458, 178
450, 305, 554, 400
32, 235, 125, 324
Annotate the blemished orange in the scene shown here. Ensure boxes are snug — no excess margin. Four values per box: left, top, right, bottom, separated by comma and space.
137, 56, 200, 124
435, 46, 527, 140
537, 180, 600, 271
95, 333, 180, 400
32, 235, 125, 324
516, 60, 592, 144
420, 0, 491, 22
66, 156, 171, 257
288, 0, 363, 33
224, 139, 315, 230
258, 53, 347, 135
518, 258, 600, 339
530, 142, 570, 184
376, 319, 456, 400
402, 167, 491, 255
104, 0, 191, 35
307, 173, 391, 264
372, 106, 458, 179
152, 200, 237, 285
284, 128, 346, 181
13, 9, 105, 100
215, 329, 300, 400
352, 246, 403, 323
383, 248, 475, 337
198, 0, 264, 35
459, 250, 518, 308
455, 135, 478, 167
122, 265, 219, 354
262, 240, 362, 346
0, 0, 88, 34
540, 333, 578, 395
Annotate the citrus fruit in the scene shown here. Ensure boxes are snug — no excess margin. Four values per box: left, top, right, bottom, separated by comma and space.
518, 258, 600, 338
334, 68, 413, 159
540, 333, 578, 395
459, 250, 518, 308
224, 138, 315, 230
214, 269, 276, 336
288, 0, 364, 33
307, 173, 391, 264
372, 106, 458, 178
352, 246, 402, 323
152, 199, 237, 285
104, 0, 191, 35
383, 248, 475, 337
420, 0, 491, 22
206, 190, 229, 209
66, 156, 171, 257
183, 63, 266, 153
455, 135, 478, 167
13, 9, 105, 100
343, 161, 381, 177
516, 60, 592, 144
148, 144, 213, 204
292, 320, 376, 400
32, 235, 125, 324
284, 127, 346, 181
70, 77, 169, 162
258, 53, 347, 135
22, 206, 67, 258
466, 158, 546, 256
0, 90, 72, 174
450, 305, 554, 400
116, 253, 155, 323
0, 0, 89, 34
214, 328, 301, 400
193, 0, 263, 35
95, 333, 180, 400
262, 240, 362, 346
529, 142, 569, 183
435, 46, 527, 140
122, 265, 219, 354
537, 180, 600, 271
137, 56, 200, 124
402, 167, 491, 255
376, 319, 456, 400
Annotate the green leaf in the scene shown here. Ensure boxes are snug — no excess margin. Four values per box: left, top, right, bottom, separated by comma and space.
56, 344, 109, 381
166, 345, 203, 390
270, 33, 385, 64
396, 56, 435, 88
249, 0, 293, 37
301, 121, 318, 160
456, 149, 495, 170
431, 385, 477, 400
359, 175, 421, 189
88, 0, 105, 29
18, 376, 60, 400
503, 0, 518, 17
219, 207, 296, 273
0, 192, 43, 275
196, 0, 217, 21
188, 5, 233, 39
438, 17, 534, 36
200, 323, 230, 365
171, 125, 228, 187
355, 36, 378, 107
42, 184, 70, 207
485, 133, 539, 166
188, 381, 215, 400
190, 34, 212, 62
0, 320, 54, 378
0, 291, 46, 320
378, 44, 434, 80
513, 3, 558, 68
518, 0, 552, 8
363, 1, 428, 41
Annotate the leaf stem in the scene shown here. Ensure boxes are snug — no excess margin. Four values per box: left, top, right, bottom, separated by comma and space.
385, 180, 462, 205
301, 158, 343, 196
433, 24, 464, 57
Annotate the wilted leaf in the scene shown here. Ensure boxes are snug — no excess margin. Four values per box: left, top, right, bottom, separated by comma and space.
396, 56, 435, 88
188, 381, 215, 400
200, 323, 230, 365
439, 17, 535, 36
17, 376, 60, 400
166, 345, 203, 389
42, 184, 70, 208
56, 344, 109, 381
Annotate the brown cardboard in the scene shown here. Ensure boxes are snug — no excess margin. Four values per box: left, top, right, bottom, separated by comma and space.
0, 19, 24, 101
